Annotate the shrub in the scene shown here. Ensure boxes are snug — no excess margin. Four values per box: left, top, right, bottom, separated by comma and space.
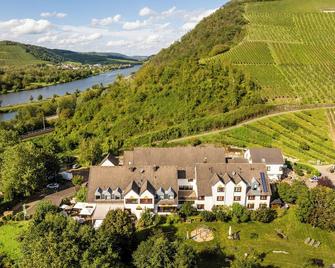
200, 210, 216, 222
166, 214, 181, 225
75, 187, 87, 202
178, 202, 197, 218
72, 175, 84, 186
212, 205, 231, 222
251, 208, 277, 223
231, 203, 250, 223
14, 211, 25, 221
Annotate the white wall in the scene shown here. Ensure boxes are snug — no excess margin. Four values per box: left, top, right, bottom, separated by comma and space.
246, 195, 270, 209
101, 159, 115, 167
266, 164, 283, 181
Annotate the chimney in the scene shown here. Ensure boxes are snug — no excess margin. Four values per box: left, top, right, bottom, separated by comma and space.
129, 167, 136, 172
153, 165, 159, 171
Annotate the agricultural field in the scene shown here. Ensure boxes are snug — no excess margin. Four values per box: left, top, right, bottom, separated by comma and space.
179, 109, 335, 165
203, 0, 335, 104
0, 44, 44, 65
175, 208, 335, 268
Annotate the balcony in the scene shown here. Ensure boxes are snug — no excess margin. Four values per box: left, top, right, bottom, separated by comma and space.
140, 198, 153, 204
125, 198, 138, 204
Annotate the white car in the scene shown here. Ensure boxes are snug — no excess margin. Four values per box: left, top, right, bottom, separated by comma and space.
46, 183, 60, 190
59, 171, 73, 181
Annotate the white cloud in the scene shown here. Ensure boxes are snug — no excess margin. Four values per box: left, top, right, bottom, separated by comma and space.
122, 20, 147, 30
91, 14, 121, 27
181, 8, 217, 32
0, 19, 51, 35
139, 7, 155, 17
107, 39, 132, 47
162, 6, 177, 16
41, 12, 67, 18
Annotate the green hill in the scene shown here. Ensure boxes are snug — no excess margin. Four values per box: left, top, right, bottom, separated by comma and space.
0, 41, 140, 65
53, 0, 335, 154
203, 0, 335, 104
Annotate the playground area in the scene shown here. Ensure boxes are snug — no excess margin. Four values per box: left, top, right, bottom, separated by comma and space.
190, 226, 214, 242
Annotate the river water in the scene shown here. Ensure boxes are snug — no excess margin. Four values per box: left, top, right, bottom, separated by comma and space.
0, 65, 141, 121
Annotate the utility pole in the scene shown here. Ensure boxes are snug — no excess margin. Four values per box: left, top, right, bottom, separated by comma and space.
42, 112, 46, 130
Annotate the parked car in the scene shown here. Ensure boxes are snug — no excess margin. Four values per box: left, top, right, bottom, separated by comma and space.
46, 183, 60, 190
310, 176, 320, 183
59, 171, 73, 181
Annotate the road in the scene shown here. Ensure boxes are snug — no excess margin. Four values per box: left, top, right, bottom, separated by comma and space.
167, 104, 335, 144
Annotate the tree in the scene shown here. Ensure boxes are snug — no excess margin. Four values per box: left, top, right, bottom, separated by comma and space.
33, 200, 59, 224
99, 209, 136, 261
251, 208, 277, 223
78, 139, 103, 166
132, 232, 197, 268
0, 142, 48, 201
231, 203, 250, 223
137, 209, 155, 228
277, 180, 308, 204
0, 129, 19, 153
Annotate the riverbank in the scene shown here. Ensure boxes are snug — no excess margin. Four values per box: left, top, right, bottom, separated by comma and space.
0, 65, 141, 107
0, 63, 137, 95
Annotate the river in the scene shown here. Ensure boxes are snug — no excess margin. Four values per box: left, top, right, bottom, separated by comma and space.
0, 65, 141, 121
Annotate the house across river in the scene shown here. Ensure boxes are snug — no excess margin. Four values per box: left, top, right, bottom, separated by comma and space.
82, 146, 285, 226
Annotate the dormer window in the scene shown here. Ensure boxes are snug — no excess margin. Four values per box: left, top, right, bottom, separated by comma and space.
156, 187, 165, 200
113, 187, 122, 200
177, 170, 186, 179
95, 187, 103, 200
166, 187, 175, 200
102, 188, 113, 200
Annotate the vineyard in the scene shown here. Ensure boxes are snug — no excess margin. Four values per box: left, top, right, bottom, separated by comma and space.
203, 0, 335, 104
0, 44, 44, 65
190, 109, 335, 164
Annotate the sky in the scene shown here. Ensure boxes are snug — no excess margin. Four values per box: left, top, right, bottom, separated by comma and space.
0, 0, 227, 56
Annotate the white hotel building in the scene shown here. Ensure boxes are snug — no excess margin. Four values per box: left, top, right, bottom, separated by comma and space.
86, 146, 284, 223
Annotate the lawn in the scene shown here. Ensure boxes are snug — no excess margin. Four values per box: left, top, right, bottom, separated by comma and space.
0, 221, 29, 261
173, 208, 335, 267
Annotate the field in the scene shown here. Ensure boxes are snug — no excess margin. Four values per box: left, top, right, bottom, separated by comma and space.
0, 44, 44, 65
203, 0, 335, 104
174, 108, 335, 165
174, 208, 335, 268
0, 221, 28, 261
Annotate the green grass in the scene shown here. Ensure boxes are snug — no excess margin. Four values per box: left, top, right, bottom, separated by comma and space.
202, 0, 335, 104
173, 208, 335, 268
177, 108, 335, 164
0, 44, 45, 65
0, 221, 29, 261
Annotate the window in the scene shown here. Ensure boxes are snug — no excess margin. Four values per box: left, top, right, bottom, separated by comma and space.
197, 204, 205, 210
177, 170, 186, 179
140, 198, 153, 204
259, 204, 267, 208
233, 196, 241, 201
217, 196, 224, 201
198, 196, 205, 200
267, 166, 271, 171
125, 198, 138, 204
188, 179, 194, 182
217, 187, 225, 192
234, 187, 242, 192
95, 195, 101, 200
248, 195, 255, 200
260, 196, 267, 200
179, 185, 193, 191
247, 203, 255, 209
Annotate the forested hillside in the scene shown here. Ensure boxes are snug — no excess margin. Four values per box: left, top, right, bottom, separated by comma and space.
203, 0, 335, 104
53, 1, 269, 153
0, 41, 140, 65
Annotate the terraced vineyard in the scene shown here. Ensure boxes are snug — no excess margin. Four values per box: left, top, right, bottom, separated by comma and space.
0, 44, 44, 65
191, 109, 335, 164
203, 0, 335, 104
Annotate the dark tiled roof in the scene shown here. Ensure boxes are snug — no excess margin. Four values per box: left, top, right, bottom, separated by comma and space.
248, 148, 284, 165
123, 146, 226, 166
196, 163, 271, 196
